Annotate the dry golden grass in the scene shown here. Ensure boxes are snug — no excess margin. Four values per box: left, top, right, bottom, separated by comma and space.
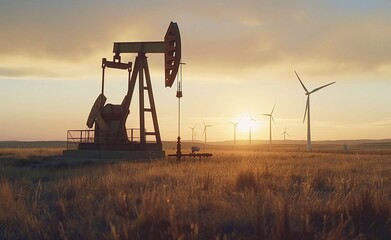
0, 147, 63, 159
1, 149, 391, 239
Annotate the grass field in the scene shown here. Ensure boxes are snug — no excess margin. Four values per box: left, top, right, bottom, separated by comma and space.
1, 146, 391, 239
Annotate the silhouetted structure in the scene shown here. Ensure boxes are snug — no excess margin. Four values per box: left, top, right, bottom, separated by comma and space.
189, 124, 197, 143
262, 105, 276, 147
202, 120, 213, 144
65, 22, 181, 158
231, 121, 239, 146
295, 71, 336, 151
282, 126, 289, 141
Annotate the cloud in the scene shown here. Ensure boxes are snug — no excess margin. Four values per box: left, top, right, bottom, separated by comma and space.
369, 119, 391, 127
0, 1, 391, 79
0, 66, 54, 78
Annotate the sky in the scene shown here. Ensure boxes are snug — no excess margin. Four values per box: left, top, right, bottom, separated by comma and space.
1, 0, 391, 142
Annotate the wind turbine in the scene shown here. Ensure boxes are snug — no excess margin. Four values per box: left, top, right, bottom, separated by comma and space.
248, 117, 256, 145
202, 120, 213, 144
295, 71, 336, 151
262, 105, 275, 147
282, 126, 289, 141
188, 123, 197, 143
231, 121, 239, 146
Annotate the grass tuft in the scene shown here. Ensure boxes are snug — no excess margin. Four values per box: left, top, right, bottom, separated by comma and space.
235, 169, 258, 191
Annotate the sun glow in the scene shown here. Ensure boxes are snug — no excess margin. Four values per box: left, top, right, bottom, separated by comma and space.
238, 116, 259, 133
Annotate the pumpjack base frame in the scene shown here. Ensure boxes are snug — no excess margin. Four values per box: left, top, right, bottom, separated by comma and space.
63, 142, 164, 160
63, 149, 165, 160
77, 142, 162, 151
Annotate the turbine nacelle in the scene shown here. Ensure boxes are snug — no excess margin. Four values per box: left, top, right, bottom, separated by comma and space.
262, 104, 276, 123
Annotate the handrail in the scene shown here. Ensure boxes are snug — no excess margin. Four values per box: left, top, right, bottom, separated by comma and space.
66, 128, 142, 150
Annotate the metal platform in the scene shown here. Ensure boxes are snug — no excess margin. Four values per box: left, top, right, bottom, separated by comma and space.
63, 149, 165, 160
77, 142, 162, 151
64, 129, 164, 160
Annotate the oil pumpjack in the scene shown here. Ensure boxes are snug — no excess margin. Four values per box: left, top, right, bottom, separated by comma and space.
64, 22, 181, 158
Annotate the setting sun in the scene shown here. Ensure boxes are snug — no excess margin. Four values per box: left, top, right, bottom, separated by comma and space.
238, 116, 260, 133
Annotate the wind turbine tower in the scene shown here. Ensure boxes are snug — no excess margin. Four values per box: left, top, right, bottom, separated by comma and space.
294, 71, 336, 151
202, 121, 213, 144
282, 127, 289, 141
262, 105, 275, 147
189, 124, 197, 143
248, 117, 256, 145
231, 121, 239, 146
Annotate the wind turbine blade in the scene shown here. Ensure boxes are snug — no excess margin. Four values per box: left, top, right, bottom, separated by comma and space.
303, 96, 309, 123
202, 127, 205, 136
202, 119, 206, 126
286, 132, 290, 136
261, 114, 270, 116
231, 122, 239, 126
310, 82, 336, 94
294, 71, 309, 93
271, 115, 275, 124
271, 104, 276, 115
